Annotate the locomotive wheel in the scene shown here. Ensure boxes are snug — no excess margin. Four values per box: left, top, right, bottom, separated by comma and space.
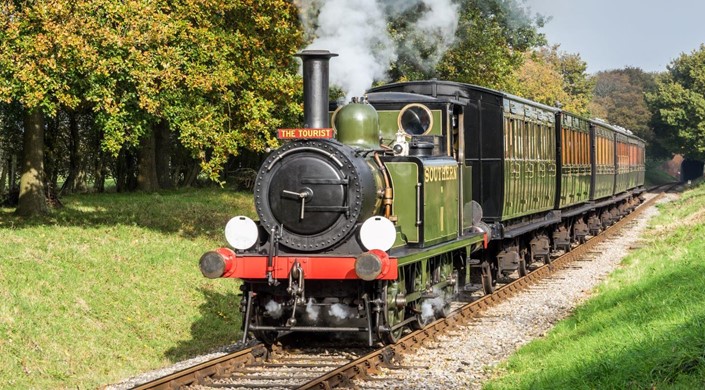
412, 301, 434, 330
435, 257, 454, 318
481, 262, 495, 295
382, 280, 406, 344
410, 265, 432, 330
252, 304, 278, 345
518, 258, 528, 277
253, 329, 278, 345
542, 254, 552, 265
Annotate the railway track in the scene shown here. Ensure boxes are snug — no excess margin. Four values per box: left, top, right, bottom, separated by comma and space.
132, 187, 672, 390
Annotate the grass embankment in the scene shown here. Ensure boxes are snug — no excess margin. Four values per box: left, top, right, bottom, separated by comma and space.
645, 159, 678, 187
0, 189, 254, 388
486, 183, 705, 389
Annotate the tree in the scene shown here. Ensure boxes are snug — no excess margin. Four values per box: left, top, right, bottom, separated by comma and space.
435, 7, 521, 90
59, 109, 91, 194
511, 46, 593, 115
82, 0, 303, 184
1, 0, 304, 208
646, 44, 705, 160
0, 102, 23, 198
386, 0, 547, 89
0, 2, 88, 215
590, 67, 657, 144
512, 50, 570, 109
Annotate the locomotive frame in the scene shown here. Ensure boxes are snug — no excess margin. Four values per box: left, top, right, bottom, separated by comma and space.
199, 50, 646, 345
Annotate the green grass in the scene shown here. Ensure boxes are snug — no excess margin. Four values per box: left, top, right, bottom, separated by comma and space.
0, 188, 255, 388
485, 183, 705, 389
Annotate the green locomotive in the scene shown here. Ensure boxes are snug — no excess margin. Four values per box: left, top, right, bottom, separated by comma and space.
199, 50, 645, 345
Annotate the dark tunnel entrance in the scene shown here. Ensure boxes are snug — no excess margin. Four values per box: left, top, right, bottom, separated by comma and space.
681, 159, 704, 182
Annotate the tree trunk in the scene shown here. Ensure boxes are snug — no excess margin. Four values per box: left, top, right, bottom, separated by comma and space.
93, 151, 107, 193
9, 153, 17, 191
15, 108, 48, 216
44, 116, 59, 197
61, 111, 88, 194
93, 129, 106, 193
115, 150, 127, 192
0, 155, 7, 195
183, 160, 201, 188
115, 148, 138, 192
137, 128, 159, 192
154, 120, 173, 189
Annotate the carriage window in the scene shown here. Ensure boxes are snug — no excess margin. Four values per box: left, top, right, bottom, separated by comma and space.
517, 120, 522, 159
599, 137, 603, 165
540, 124, 546, 160
505, 118, 513, 159
520, 121, 529, 160
561, 128, 566, 165
578, 132, 583, 164
597, 137, 601, 165
528, 121, 533, 160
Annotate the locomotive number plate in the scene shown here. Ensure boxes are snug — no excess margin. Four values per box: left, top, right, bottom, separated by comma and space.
277, 128, 334, 139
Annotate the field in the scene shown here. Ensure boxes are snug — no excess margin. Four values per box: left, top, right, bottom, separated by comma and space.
0, 189, 253, 388
485, 182, 705, 389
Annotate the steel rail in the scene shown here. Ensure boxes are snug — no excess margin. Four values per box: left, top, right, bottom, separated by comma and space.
132, 344, 269, 390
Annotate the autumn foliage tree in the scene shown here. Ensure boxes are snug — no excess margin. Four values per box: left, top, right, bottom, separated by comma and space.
0, 2, 89, 215
81, 0, 303, 187
0, 0, 303, 214
512, 46, 593, 115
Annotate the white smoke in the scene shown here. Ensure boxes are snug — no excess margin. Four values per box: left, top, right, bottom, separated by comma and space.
420, 296, 445, 324
390, 0, 460, 73
298, 0, 460, 101
416, 0, 460, 56
328, 303, 357, 320
265, 300, 283, 319
306, 298, 321, 321
305, 0, 396, 101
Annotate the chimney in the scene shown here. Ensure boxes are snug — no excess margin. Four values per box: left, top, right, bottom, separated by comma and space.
295, 50, 338, 129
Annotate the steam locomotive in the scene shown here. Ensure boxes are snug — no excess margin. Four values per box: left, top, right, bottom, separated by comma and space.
199, 50, 645, 345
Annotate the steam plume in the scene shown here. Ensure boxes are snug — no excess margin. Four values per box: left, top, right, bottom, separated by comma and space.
420, 296, 445, 323
265, 300, 283, 319
328, 303, 357, 320
304, 0, 396, 101
298, 0, 460, 101
306, 298, 321, 321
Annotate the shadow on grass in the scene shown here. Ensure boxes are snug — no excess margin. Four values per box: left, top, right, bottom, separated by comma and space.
0, 188, 256, 241
165, 288, 244, 362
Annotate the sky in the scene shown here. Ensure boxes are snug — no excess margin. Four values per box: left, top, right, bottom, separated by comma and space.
525, 0, 705, 74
